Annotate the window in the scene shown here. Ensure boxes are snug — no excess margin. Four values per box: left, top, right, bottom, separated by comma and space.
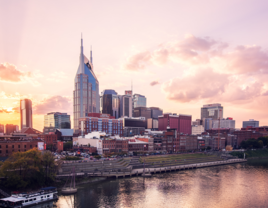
0, 150, 1, 153
18, 145, 20, 148
0, 145, 1, 148
34, 198, 36, 201
47, 195, 50, 197
41, 196, 43, 199
29, 199, 33, 202
25, 200, 28, 202
24, 145, 26, 148
6, 150, 8, 153
6, 145, 8, 148
12, 145, 14, 148
30, 145, 32, 148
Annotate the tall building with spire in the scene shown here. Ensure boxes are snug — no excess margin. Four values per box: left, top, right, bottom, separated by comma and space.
73, 37, 100, 131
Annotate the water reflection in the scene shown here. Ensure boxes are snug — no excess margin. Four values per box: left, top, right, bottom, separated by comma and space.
53, 159, 268, 208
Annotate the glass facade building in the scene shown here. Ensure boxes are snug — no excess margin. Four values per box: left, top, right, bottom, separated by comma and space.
133, 94, 146, 108
73, 38, 100, 131
119, 95, 132, 117
20, 99, 32, 129
100, 90, 119, 118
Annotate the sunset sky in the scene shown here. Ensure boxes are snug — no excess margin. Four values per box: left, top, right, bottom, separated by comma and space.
1, 0, 268, 131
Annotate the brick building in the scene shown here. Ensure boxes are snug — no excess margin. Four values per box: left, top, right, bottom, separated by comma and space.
158, 113, 191, 134
102, 139, 128, 154
0, 140, 39, 157
5, 124, 19, 135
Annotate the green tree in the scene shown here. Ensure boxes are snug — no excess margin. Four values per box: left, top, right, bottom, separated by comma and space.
64, 141, 73, 151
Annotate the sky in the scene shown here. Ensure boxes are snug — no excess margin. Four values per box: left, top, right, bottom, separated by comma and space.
1, 0, 268, 131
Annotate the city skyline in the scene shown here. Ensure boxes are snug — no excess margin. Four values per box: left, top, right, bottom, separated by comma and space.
1, 0, 268, 131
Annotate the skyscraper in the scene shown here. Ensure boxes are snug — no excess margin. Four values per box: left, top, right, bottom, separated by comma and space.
100, 89, 119, 118
243, 119, 259, 128
201, 104, 223, 120
73, 38, 100, 131
20, 99, 32, 129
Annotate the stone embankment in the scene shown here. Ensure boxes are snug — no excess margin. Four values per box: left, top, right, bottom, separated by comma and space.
57, 158, 246, 179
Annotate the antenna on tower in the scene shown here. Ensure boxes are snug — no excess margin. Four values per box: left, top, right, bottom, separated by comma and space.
131, 80, 133, 93
90, 45, 93, 64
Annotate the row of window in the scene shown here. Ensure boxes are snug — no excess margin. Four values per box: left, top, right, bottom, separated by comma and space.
0, 145, 35, 148
24, 195, 50, 203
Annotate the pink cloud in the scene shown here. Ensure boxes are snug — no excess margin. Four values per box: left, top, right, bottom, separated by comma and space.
0, 63, 31, 82
34, 95, 72, 115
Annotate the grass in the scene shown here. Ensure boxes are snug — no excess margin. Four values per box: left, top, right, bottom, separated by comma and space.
230, 149, 268, 158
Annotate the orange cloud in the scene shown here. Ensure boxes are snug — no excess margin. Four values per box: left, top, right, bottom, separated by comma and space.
150, 81, 160, 86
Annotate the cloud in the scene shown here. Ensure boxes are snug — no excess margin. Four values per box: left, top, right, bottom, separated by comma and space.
0, 107, 18, 114
124, 34, 268, 110
0, 62, 42, 86
33, 95, 72, 115
150, 81, 160, 86
0, 63, 30, 82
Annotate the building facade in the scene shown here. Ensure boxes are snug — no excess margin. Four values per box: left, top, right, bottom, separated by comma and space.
73, 38, 100, 132
0, 124, 4, 134
211, 118, 235, 129
100, 90, 119, 118
192, 125, 205, 135
243, 119, 259, 128
20, 99, 32, 129
79, 115, 123, 136
5, 124, 19, 135
201, 103, 223, 120
133, 94, 146, 108
44, 112, 71, 134
119, 94, 132, 117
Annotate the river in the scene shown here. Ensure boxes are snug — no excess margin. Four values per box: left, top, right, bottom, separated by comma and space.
48, 159, 268, 208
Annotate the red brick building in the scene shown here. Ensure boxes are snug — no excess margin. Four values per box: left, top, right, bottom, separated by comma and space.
102, 139, 128, 154
0, 140, 39, 157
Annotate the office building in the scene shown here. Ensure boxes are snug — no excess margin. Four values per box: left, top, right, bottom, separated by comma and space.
211, 118, 235, 129
100, 90, 119, 118
243, 119, 259, 128
44, 112, 71, 134
0, 124, 4, 134
151, 107, 163, 119
120, 117, 146, 137
5, 124, 19, 135
79, 113, 123, 136
20, 99, 32, 129
158, 113, 192, 134
147, 118, 159, 130
192, 125, 205, 135
201, 103, 223, 120
73, 38, 100, 132
133, 94, 146, 108
119, 94, 132, 117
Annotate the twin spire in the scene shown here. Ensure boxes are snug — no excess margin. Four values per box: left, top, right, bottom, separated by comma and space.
80, 33, 93, 65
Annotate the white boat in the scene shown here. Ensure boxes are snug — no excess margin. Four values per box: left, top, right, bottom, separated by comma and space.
61, 167, 77, 194
0, 187, 58, 208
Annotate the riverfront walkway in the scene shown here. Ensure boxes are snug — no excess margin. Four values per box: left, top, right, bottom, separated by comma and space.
56, 158, 247, 178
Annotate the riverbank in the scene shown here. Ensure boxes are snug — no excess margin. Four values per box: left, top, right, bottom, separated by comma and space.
230, 149, 268, 158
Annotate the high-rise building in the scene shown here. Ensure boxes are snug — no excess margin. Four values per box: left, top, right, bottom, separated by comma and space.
133, 94, 146, 108
73, 38, 100, 131
5, 124, 19, 135
100, 90, 119, 118
20, 99, 32, 129
243, 119, 259, 128
0, 124, 4, 133
119, 94, 132, 117
201, 104, 223, 120
44, 112, 71, 134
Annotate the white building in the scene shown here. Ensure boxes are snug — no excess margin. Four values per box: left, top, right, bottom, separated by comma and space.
73, 132, 106, 155
192, 125, 205, 135
212, 118, 235, 129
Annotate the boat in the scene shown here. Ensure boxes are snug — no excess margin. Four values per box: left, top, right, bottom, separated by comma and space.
61, 167, 77, 194
0, 187, 58, 208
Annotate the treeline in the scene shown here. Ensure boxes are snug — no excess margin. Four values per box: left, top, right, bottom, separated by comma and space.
0, 148, 56, 190
240, 137, 268, 149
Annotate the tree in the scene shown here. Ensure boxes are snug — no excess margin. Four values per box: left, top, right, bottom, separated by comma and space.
0, 148, 56, 189
64, 141, 73, 151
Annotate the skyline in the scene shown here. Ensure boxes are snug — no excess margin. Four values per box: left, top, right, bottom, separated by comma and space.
1, 0, 268, 131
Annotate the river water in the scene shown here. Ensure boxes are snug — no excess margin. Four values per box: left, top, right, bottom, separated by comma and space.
52, 159, 268, 208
